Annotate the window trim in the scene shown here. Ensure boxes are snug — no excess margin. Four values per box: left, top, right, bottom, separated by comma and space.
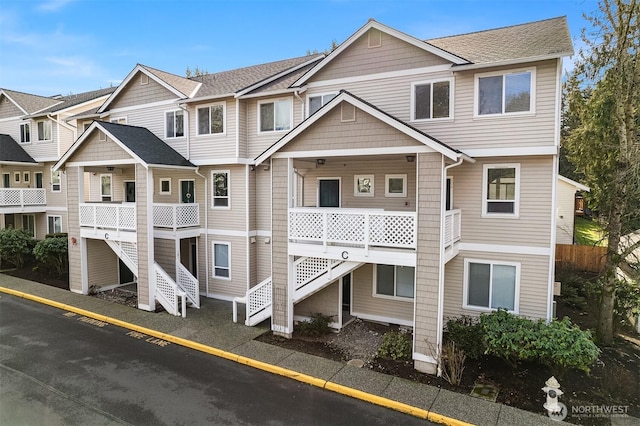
23, 172, 30, 183
257, 98, 293, 133
110, 117, 127, 124
385, 174, 407, 198
474, 68, 536, 118
462, 258, 520, 314
47, 215, 62, 234
36, 120, 52, 142
51, 169, 61, 192
372, 264, 415, 301
211, 170, 230, 209
196, 102, 226, 136
307, 92, 337, 117
410, 77, 454, 122
212, 241, 231, 280
354, 174, 374, 197
159, 178, 171, 195
20, 123, 31, 143
14, 171, 20, 183
100, 173, 112, 202
482, 163, 520, 218
22, 214, 36, 238
140, 74, 149, 85
164, 109, 185, 139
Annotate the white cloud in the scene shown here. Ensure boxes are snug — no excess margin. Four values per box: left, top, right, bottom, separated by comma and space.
37, 0, 76, 13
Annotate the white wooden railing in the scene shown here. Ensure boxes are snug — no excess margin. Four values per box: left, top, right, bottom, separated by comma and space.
289, 208, 417, 250
154, 262, 186, 318
80, 203, 136, 232
153, 203, 200, 230
0, 188, 46, 207
294, 257, 343, 293
233, 276, 272, 326
176, 263, 200, 308
444, 209, 461, 248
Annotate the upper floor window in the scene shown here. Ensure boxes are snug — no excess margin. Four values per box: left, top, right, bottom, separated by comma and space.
197, 103, 224, 135
476, 69, 534, 116
482, 164, 520, 217
412, 79, 452, 121
308, 93, 336, 116
211, 170, 229, 208
165, 110, 184, 138
259, 99, 291, 133
463, 259, 519, 313
37, 120, 52, 141
51, 170, 61, 192
20, 123, 30, 143
110, 117, 127, 124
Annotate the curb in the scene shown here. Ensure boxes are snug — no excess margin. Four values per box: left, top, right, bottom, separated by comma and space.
0, 286, 474, 426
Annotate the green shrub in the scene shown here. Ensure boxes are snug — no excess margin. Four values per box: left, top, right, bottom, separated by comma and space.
0, 228, 32, 269
444, 316, 485, 359
295, 313, 332, 336
614, 279, 640, 330
33, 235, 68, 276
479, 309, 600, 374
377, 331, 412, 361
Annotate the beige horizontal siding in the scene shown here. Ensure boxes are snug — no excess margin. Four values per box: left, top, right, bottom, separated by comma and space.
351, 263, 413, 324
255, 167, 271, 232
450, 156, 554, 247
71, 132, 133, 163
295, 281, 339, 322
246, 95, 305, 158
200, 165, 247, 231
154, 238, 176, 279
208, 234, 247, 298
443, 250, 550, 320
109, 71, 177, 110
187, 98, 237, 160
0, 96, 23, 119
87, 239, 118, 287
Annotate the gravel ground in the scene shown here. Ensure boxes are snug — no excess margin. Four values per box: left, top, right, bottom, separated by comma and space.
325, 319, 389, 365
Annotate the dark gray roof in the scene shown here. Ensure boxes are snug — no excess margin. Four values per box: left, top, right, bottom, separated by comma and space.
0, 89, 61, 115
0, 134, 37, 163
191, 54, 323, 98
98, 122, 195, 168
40, 87, 115, 114
140, 65, 201, 97
426, 16, 573, 65
245, 60, 323, 95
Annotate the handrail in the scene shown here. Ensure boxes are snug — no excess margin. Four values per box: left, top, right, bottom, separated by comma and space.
0, 188, 46, 207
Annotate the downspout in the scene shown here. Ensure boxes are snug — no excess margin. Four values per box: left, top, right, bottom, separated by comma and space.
195, 167, 209, 295
235, 98, 240, 159
435, 156, 464, 373
294, 90, 305, 122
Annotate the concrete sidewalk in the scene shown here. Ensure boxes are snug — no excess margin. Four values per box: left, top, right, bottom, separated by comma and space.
0, 275, 564, 426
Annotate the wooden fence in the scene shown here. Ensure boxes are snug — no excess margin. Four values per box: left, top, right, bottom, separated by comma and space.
555, 244, 607, 273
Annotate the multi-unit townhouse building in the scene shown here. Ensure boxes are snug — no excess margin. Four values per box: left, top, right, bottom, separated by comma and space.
8, 16, 574, 374
0, 88, 115, 239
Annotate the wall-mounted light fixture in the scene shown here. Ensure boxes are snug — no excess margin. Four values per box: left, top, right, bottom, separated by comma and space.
249, 165, 256, 171
316, 159, 326, 166
106, 166, 115, 171
405, 155, 416, 163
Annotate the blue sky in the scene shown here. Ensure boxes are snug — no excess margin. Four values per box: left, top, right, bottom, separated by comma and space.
0, 0, 599, 96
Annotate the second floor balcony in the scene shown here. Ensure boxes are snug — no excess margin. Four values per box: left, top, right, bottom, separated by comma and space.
0, 188, 47, 212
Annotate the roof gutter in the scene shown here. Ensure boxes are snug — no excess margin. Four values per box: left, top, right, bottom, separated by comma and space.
450, 52, 574, 71
237, 88, 300, 100
178, 93, 236, 105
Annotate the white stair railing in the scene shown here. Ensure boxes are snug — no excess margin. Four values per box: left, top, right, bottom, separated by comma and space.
154, 262, 186, 318
293, 257, 363, 303
176, 263, 200, 308
104, 240, 138, 276
233, 276, 272, 326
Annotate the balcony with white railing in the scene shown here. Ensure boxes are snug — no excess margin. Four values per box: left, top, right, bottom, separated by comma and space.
0, 188, 46, 211
79, 202, 200, 236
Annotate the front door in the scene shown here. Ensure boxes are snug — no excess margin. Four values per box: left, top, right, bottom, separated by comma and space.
342, 273, 351, 312
3, 173, 10, 188
35, 173, 43, 189
181, 180, 195, 203
318, 179, 340, 207
125, 181, 135, 202
119, 259, 135, 284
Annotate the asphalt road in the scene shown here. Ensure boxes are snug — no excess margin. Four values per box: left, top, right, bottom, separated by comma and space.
0, 294, 430, 426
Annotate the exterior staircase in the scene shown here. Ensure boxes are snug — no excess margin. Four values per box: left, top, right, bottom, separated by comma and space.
233, 256, 363, 326
103, 239, 199, 317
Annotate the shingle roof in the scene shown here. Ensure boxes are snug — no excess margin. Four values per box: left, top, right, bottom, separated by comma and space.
140, 65, 201, 98
0, 89, 61, 115
426, 16, 573, 65
191, 54, 323, 98
0, 134, 37, 163
99, 122, 195, 168
41, 87, 116, 114
244, 60, 323, 95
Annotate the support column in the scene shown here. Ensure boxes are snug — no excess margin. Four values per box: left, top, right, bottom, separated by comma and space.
66, 166, 85, 294
135, 164, 155, 311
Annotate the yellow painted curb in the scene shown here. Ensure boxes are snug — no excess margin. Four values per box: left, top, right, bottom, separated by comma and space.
0, 286, 473, 426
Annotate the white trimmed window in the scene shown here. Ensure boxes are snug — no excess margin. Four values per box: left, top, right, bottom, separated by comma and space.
100, 174, 112, 201
14, 172, 20, 183
22, 214, 35, 238
211, 171, 229, 208
385, 174, 407, 197
37, 120, 52, 141
23, 172, 30, 183
476, 69, 535, 116
354, 175, 374, 196
197, 103, 225, 135
463, 259, 520, 313
212, 242, 230, 279
20, 123, 30, 143
482, 164, 520, 217
47, 215, 62, 234
308, 93, 337, 116
259, 99, 292, 132
110, 117, 127, 124
51, 170, 61, 192
412, 79, 452, 121
165, 110, 185, 138
374, 264, 414, 300
159, 178, 171, 194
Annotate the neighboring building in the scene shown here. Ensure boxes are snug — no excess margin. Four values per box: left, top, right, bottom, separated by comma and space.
52, 16, 572, 374
556, 175, 590, 245
0, 88, 115, 239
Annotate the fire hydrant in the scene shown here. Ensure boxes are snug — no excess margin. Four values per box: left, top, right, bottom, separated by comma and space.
542, 376, 564, 415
